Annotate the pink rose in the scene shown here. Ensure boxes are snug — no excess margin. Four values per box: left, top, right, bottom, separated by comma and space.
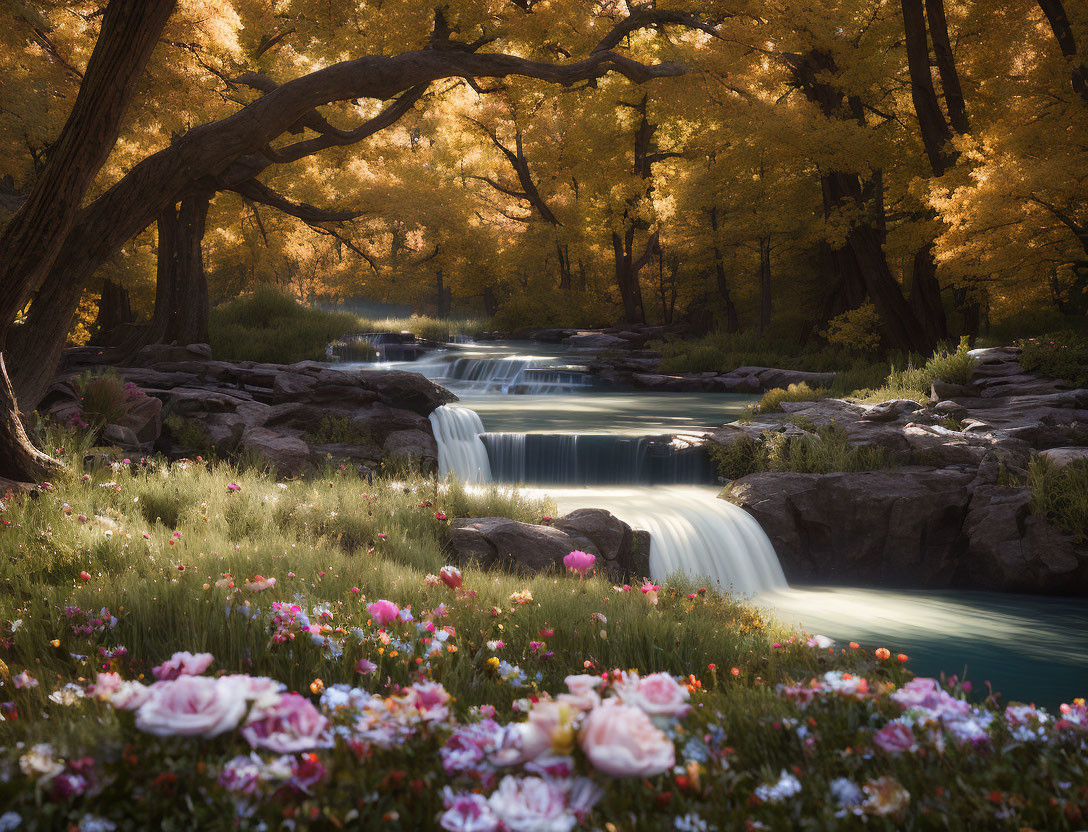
579, 701, 675, 777
152, 651, 214, 681
135, 676, 247, 737
873, 721, 917, 754
405, 681, 451, 723
439, 566, 463, 589
513, 700, 567, 762
242, 692, 329, 753
559, 674, 601, 712
367, 600, 400, 627
109, 681, 153, 711
90, 672, 123, 700
224, 674, 287, 710
563, 550, 596, 576
632, 672, 690, 718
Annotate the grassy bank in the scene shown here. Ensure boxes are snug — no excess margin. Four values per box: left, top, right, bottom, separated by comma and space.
0, 441, 1084, 829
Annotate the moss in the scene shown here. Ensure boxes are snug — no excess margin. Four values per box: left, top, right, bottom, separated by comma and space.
297, 415, 374, 446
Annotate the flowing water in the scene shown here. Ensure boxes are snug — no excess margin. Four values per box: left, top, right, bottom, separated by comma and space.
347, 341, 1088, 706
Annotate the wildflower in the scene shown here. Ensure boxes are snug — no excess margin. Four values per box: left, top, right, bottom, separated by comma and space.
425, 573, 442, 587
243, 692, 329, 753
79, 571, 91, 581
13, 672, 37, 690
440, 565, 463, 589
134, 676, 249, 737
509, 590, 533, 605
897, 653, 908, 663
434, 511, 448, 521
19, 745, 64, 784
441, 788, 499, 832
754, 770, 802, 803
355, 658, 377, 675
244, 575, 276, 592
563, 550, 596, 576
640, 581, 660, 605
873, 721, 917, 754
0, 812, 21, 832
367, 600, 400, 627
863, 776, 910, 816
227, 483, 241, 492
806, 634, 834, 649
580, 702, 674, 777
874, 647, 891, 660
152, 651, 214, 681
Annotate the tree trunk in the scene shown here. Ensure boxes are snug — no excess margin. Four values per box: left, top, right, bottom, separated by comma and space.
555, 238, 572, 290
924, 0, 969, 133
612, 231, 641, 324
1037, 0, 1088, 105
902, 0, 956, 173
909, 243, 948, 345
167, 193, 212, 345
759, 235, 773, 334
88, 279, 134, 344
0, 0, 175, 483
708, 207, 740, 333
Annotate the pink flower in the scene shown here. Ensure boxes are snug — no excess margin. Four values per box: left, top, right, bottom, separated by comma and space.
563, 550, 596, 576
367, 600, 400, 627
355, 658, 377, 675
440, 565, 463, 590
227, 483, 241, 492
135, 676, 248, 737
891, 678, 969, 718
243, 575, 276, 592
640, 581, 660, 605
559, 674, 602, 713
435, 511, 448, 521
89, 672, 123, 700
579, 701, 675, 777
79, 571, 91, 581
873, 721, 917, 754
631, 672, 690, 718
152, 651, 214, 681
242, 692, 329, 753
441, 787, 499, 832
487, 775, 600, 831
404, 680, 451, 723
13, 671, 37, 689
109, 680, 153, 710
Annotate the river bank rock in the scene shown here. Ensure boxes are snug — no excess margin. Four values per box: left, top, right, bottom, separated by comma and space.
45, 344, 456, 474
714, 345, 1088, 595
450, 509, 650, 579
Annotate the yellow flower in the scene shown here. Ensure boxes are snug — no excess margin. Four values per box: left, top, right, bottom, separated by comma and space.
488, 657, 500, 669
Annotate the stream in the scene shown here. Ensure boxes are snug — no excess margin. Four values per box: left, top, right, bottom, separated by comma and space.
348, 341, 1088, 707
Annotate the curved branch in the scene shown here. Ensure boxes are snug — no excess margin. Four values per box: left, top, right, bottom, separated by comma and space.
229, 179, 363, 223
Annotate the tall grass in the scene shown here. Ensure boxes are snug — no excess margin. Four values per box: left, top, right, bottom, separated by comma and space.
354, 315, 485, 342
852, 337, 977, 403
1029, 456, 1088, 543
210, 286, 361, 364
710, 424, 895, 479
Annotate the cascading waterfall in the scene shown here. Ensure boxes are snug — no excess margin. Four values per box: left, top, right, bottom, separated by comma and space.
428, 405, 492, 483
549, 487, 788, 595
431, 356, 595, 394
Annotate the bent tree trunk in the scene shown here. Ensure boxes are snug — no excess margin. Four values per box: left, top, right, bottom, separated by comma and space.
0, 0, 176, 482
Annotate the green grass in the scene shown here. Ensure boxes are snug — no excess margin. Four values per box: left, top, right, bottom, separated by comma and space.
751, 382, 828, 414
852, 337, 977, 403
295, 415, 374, 446
354, 314, 485, 342
72, 369, 131, 426
710, 424, 895, 479
1029, 456, 1088, 543
210, 286, 361, 364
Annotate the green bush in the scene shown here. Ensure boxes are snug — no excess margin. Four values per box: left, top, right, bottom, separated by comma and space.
710, 424, 894, 478
1029, 456, 1088, 542
751, 382, 827, 414
297, 415, 374, 446
1020, 331, 1088, 387
852, 337, 977, 402
72, 370, 131, 426
210, 286, 360, 364
164, 414, 215, 457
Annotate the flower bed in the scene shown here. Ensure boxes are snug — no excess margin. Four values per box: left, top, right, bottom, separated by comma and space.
0, 449, 1085, 829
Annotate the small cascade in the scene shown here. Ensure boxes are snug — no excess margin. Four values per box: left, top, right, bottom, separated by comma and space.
438, 357, 596, 394
482, 434, 715, 485
550, 487, 788, 595
428, 405, 492, 483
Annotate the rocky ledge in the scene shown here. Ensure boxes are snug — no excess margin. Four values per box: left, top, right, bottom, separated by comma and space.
42, 343, 456, 475
450, 508, 650, 580
712, 347, 1088, 595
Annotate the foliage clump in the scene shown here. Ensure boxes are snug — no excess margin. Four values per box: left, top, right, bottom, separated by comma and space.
72, 370, 133, 427
1029, 456, 1088, 543
298, 415, 374, 446
853, 338, 977, 402
709, 424, 895, 479
1020, 331, 1088, 387
821, 302, 882, 352
752, 382, 827, 414
210, 286, 361, 364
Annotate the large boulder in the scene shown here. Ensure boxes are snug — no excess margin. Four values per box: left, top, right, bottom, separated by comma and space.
240, 427, 310, 475
352, 369, 456, 415
382, 429, 438, 467
115, 394, 163, 443
1038, 446, 1088, 469
564, 333, 628, 349
962, 485, 1088, 594
450, 509, 650, 578
726, 468, 975, 586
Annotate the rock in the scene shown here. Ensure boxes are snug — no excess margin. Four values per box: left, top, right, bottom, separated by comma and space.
710, 374, 761, 393
861, 399, 923, 422
900, 424, 991, 466
450, 510, 649, 578
101, 423, 142, 449
352, 369, 456, 415
932, 400, 968, 421
132, 343, 212, 365
240, 427, 310, 475
563, 333, 628, 349
350, 403, 430, 435
931, 380, 977, 401
272, 372, 317, 400
962, 486, 1088, 594
751, 368, 836, 390
382, 429, 438, 466
726, 468, 975, 586
1038, 447, 1088, 468
115, 394, 163, 443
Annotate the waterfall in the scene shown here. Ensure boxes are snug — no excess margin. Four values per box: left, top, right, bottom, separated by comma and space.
429, 405, 492, 483
438, 357, 595, 394
550, 487, 788, 595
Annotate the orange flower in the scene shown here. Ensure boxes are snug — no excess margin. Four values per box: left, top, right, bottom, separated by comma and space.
875, 647, 891, 660
896, 653, 909, 663
849, 642, 860, 649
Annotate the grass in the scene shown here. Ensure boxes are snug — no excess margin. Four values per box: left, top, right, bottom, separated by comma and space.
354, 315, 485, 342
0, 439, 1082, 829
751, 382, 828, 414
210, 286, 361, 364
72, 370, 131, 427
710, 424, 895, 479
295, 415, 374, 446
1029, 456, 1088, 543
851, 338, 977, 403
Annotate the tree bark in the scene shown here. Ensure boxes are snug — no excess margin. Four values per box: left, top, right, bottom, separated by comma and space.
909, 243, 948, 345
167, 193, 212, 345
758, 235, 773, 334
902, 0, 956, 173
0, 0, 175, 483
1037, 0, 1088, 105
88, 278, 134, 344
708, 207, 740, 333
924, 0, 969, 133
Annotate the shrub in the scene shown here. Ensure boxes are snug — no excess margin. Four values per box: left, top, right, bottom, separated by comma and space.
210, 286, 360, 364
164, 415, 215, 457
709, 424, 894, 478
1029, 456, 1088, 543
821, 301, 882, 351
353, 315, 485, 342
852, 337, 977, 403
297, 415, 374, 446
1020, 331, 1088, 387
72, 370, 131, 426
751, 382, 827, 414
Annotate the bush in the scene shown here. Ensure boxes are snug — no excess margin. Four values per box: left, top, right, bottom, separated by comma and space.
1020, 331, 1088, 387
297, 415, 374, 446
751, 382, 827, 414
710, 423, 895, 478
852, 337, 977, 402
72, 370, 133, 426
821, 301, 882, 351
1029, 456, 1088, 543
652, 330, 881, 377
210, 286, 360, 363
